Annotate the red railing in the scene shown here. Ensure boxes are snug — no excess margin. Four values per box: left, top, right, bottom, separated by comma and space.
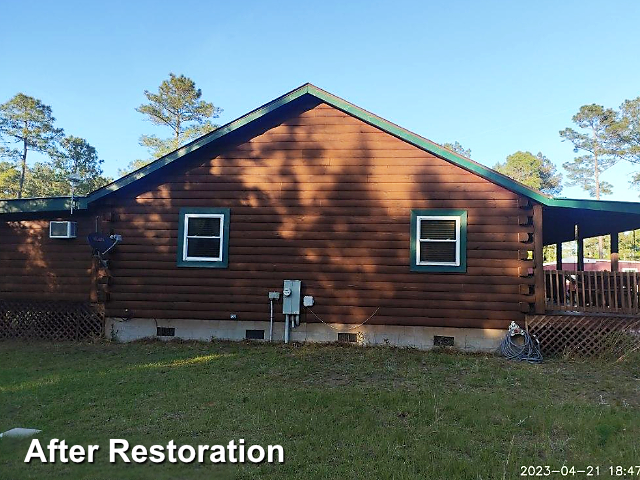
544, 270, 640, 314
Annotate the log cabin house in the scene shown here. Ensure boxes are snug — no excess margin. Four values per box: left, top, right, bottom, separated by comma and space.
1, 84, 640, 352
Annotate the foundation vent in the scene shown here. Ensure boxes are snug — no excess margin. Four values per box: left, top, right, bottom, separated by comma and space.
157, 327, 175, 337
245, 329, 265, 340
433, 335, 454, 347
338, 332, 357, 343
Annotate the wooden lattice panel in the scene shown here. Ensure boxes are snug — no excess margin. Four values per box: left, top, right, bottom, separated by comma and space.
526, 314, 640, 358
0, 300, 104, 341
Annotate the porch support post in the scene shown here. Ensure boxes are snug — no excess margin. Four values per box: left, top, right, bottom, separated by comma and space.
576, 224, 584, 272
556, 242, 562, 270
611, 232, 619, 272
533, 204, 545, 314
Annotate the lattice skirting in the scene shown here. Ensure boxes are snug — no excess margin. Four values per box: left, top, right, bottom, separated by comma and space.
0, 300, 104, 341
525, 314, 640, 358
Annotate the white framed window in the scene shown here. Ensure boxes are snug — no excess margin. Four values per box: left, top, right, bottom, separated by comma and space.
177, 208, 230, 268
416, 215, 461, 266
183, 213, 224, 261
410, 209, 467, 272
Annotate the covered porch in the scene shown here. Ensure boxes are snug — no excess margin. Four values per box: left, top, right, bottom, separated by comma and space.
539, 200, 640, 315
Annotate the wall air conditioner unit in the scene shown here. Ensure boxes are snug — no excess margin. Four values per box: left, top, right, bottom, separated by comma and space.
49, 221, 77, 239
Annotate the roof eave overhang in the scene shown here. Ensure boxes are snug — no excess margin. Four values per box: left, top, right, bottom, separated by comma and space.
0, 197, 87, 215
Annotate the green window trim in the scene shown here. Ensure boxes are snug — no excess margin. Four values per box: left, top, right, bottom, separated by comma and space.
410, 209, 467, 273
177, 207, 230, 268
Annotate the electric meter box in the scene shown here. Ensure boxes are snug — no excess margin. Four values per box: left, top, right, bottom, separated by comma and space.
282, 280, 301, 315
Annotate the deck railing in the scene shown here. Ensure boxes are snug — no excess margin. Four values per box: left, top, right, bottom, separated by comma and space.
544, 270, 640, 314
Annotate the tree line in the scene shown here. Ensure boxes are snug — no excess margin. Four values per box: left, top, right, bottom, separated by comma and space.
2, 77, 640, 259
0, 73, 221, 198
445, 97, 640, 199
3, 77, 638, 201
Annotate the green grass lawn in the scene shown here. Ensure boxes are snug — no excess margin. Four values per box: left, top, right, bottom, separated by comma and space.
0, 341, 638, 479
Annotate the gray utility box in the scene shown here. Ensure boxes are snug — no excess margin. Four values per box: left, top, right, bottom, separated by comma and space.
282, 280, 302, 315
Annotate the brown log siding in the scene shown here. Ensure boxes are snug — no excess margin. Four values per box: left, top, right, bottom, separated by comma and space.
101, 102, 533, 328
0, 102, 534, 329
0, 216, 93, 302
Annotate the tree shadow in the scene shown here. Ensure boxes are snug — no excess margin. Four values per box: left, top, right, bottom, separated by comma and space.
98, 95, 398, 334
0, 213, 93, 300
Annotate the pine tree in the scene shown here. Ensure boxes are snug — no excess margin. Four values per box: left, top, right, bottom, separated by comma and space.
126, 73, 222, 173
560, 105, 622, 199
560, 105, 624, 258
0, 94, 64, 198
442, 141, 471, 158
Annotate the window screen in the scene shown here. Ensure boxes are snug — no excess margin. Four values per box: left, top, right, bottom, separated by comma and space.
417, 217, 460, 265
183, 214, 223, 261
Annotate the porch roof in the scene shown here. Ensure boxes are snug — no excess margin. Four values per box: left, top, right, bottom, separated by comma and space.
542, 199, 640, 245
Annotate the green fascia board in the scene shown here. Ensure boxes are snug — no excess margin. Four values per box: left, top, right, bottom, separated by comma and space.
84, 85, 313, 205
410, 209, 467, 273
545, 197, 640, 214
86, 82, 554, 207
177, 207, 230, 268
304, 86, 640, 215
0, 196, 87, 214
305, 85, 554, 205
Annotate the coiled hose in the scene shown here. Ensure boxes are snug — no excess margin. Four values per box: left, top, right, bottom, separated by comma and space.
499, 322, 543, 363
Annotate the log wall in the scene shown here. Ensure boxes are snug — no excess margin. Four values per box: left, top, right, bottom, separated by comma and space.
0, 102, 537, 329
99, 102, 535, 329
0, 215, 94, 302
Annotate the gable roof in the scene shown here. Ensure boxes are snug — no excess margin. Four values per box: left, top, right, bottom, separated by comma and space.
87, 83, 557, 205
2, 83, 640, 216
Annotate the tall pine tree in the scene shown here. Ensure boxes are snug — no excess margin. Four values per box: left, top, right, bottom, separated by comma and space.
0, 94, 64, 198
560, 105, 622, 199
560, 105, 624, 258
130, 73, 222, 169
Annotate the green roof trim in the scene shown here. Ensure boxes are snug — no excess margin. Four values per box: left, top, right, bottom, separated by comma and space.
84, 85, 312, 205
306, 85, 553, 205
2, 83, 640, 217
0, 196, 87, 214
544, 198, 640, 213
86, 83, 559, 206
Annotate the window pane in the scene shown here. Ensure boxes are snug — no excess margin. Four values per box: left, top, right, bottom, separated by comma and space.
187, 238, 221, 258
420, 241, 457, 263
420, 219, 456, 240
188, 217, 220, 236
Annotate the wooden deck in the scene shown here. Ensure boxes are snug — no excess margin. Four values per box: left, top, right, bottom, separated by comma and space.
544, 270, 640, 314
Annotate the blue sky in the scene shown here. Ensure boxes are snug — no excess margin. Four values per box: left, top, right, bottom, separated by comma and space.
1, 0, 639, 200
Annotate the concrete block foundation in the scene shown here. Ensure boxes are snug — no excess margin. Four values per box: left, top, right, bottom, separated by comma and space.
105, 318, 505, 352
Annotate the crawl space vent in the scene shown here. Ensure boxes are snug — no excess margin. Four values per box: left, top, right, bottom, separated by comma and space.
433, 335, 454, 347
337, 332, 357, 343
157, 327, 175, 337
245, 329, 265, 340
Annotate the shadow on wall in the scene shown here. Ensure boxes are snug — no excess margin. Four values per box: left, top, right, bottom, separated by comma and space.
248, 104, 397, 327
0, 215, 92, 300
95, 98, 432, 329
412, 152, 527, 329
